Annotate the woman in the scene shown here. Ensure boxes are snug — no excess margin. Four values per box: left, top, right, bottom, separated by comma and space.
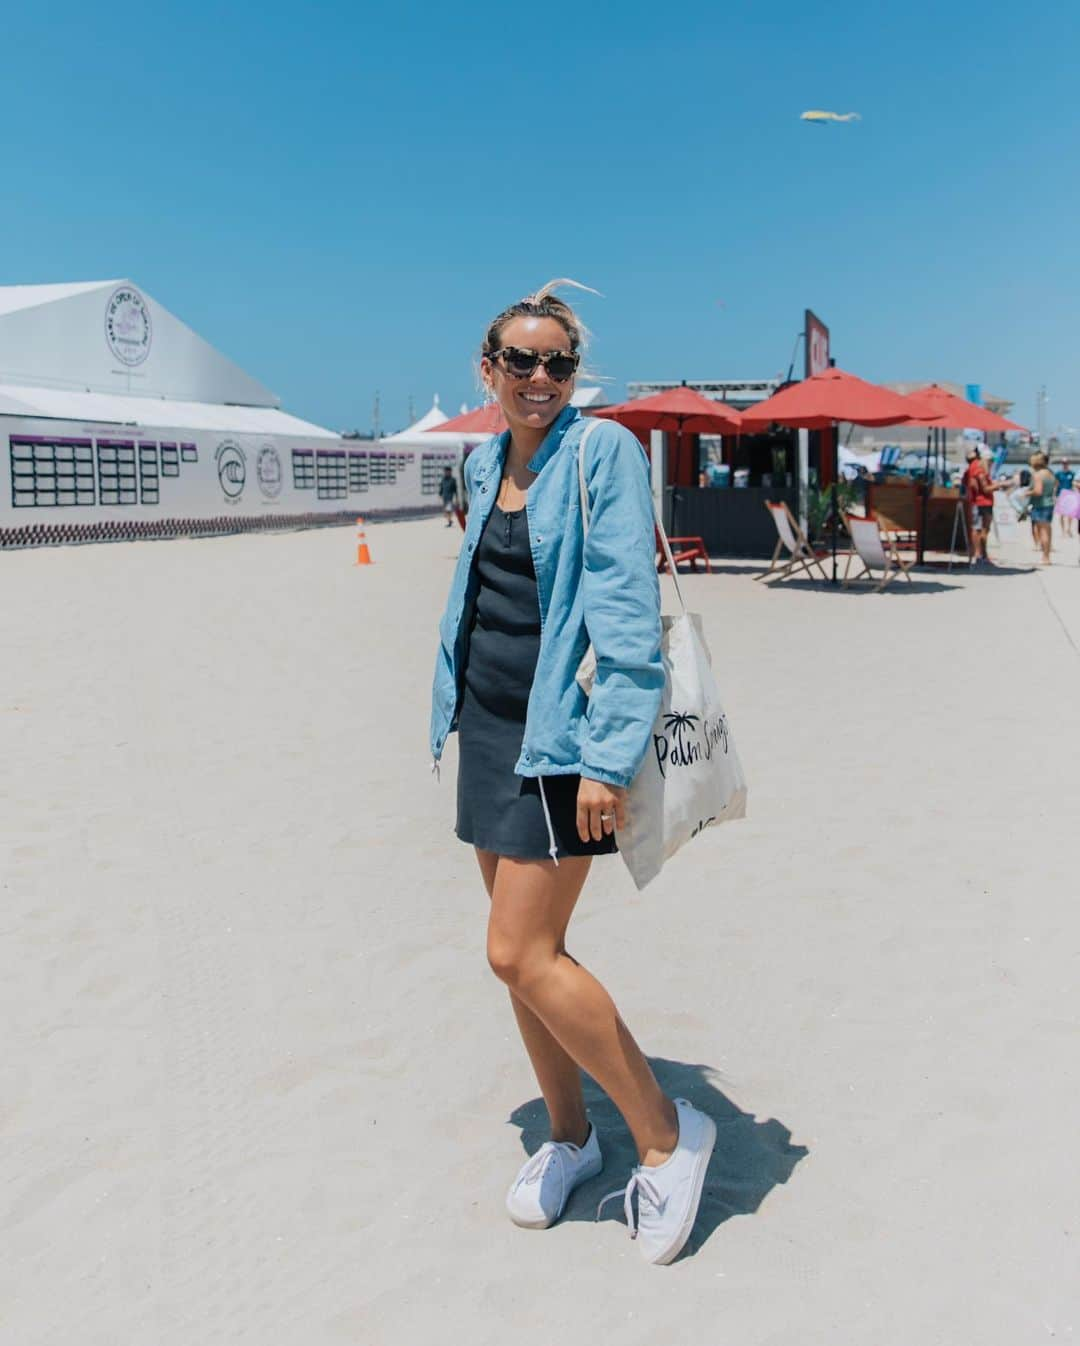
430, 281, 715, 1266
1024, 451, 1058, 565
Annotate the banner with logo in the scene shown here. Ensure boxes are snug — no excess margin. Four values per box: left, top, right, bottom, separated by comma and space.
805, 310, 830, 378
1, 418, 456, 530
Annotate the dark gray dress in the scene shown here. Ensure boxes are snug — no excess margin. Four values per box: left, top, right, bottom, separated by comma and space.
455, 502, 617, 860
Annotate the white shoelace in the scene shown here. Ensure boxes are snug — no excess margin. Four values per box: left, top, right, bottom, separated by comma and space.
595, 1170, 664, 1240
515, 1143, 563, 1187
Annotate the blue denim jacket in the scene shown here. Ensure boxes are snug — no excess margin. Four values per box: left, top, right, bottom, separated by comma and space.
430, 405, 663, 791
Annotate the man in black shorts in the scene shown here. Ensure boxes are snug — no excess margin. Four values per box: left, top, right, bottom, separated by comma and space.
439, 466, 459, 527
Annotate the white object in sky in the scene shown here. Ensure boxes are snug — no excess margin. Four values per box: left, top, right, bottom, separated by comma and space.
800, 110, 861, 124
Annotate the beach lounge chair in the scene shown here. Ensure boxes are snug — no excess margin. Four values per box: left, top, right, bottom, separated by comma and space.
843, 515, 915, 592
756, 501, 828, 583
656, 528, 711, 574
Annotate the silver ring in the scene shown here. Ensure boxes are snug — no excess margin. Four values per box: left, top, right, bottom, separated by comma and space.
599, 812, 615, 821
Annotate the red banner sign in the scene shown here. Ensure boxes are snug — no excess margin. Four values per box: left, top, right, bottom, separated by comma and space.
805, 310, 830, 378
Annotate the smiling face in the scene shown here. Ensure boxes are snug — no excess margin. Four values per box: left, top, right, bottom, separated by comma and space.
481, 316, 576, 438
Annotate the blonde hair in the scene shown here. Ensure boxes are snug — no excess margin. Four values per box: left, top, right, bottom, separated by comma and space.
481, 278, 600, 357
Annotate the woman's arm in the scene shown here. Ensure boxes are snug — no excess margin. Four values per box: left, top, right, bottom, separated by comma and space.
578, 422, 664, 789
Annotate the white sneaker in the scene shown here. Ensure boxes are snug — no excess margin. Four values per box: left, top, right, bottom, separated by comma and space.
506, 1122, 603, 1229
595, 1099, 716, 1264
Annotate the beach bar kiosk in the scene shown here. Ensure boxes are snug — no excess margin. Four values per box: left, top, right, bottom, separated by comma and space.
627, 313, 833, 556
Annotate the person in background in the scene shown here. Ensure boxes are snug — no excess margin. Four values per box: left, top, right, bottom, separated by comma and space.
1023, 451, 1058, 565
439, 465, 459, 527
1054, 457, 1075, 539
962, 445, 1006, 566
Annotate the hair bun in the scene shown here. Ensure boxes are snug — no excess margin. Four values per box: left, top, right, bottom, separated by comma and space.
482, 278, 601, 362
527, 278, 601, 306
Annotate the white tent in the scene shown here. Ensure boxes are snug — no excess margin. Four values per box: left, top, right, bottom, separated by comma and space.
0, 381, 336, 438
0, 280, 277, 406
383, 396, 448, 442
571, 386, 608, 409
0, 279, 447, 542
839, 445, 881, 477
382, 386, 611, 454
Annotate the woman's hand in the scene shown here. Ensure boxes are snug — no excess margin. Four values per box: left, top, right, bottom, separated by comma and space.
577, 777, 627, 842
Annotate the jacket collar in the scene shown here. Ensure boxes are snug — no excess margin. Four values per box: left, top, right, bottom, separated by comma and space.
472, 405, 581, 483
526, 405, 581, 474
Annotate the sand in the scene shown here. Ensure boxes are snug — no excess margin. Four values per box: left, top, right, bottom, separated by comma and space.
1, 518, 1077, 1345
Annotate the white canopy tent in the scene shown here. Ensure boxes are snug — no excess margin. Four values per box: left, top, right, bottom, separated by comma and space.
0, 280, 278, 406
383, 397, 448, 440
0, 279, 446, 544
0, 381, 337, 438
839, 445, 881, 477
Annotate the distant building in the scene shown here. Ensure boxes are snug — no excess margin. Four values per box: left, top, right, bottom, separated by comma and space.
626, 378, 781, 410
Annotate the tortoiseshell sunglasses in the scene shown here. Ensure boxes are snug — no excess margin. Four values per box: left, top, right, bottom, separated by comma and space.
488, 346, 580, 383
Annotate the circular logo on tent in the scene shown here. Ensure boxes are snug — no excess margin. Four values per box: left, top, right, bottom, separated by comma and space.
215, 441, 246, 499
104, 287, 152, 367
256, 444, 283, 499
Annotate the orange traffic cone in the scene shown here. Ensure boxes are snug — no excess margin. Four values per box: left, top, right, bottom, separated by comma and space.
354, 516, 373, 565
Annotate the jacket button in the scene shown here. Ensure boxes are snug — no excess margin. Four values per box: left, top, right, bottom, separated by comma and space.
481, 485, 488, 493
536, 535, 543, 543
468, 542, 475, 551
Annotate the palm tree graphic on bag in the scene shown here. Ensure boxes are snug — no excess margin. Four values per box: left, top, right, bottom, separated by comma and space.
653, 712, 702, 778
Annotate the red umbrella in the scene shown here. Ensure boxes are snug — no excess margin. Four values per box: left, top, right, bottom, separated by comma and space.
897, 384, 1026, 433
739, 367, 940, 583
594, 384, 742, 496
740, 366, 936, 430
894, 387, 1024, 566
427, 403, 507, 435
593, 385, 743, 435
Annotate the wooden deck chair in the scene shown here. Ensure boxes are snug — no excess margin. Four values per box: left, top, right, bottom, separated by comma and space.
843, 515, 915, 592
756, 500, 829, 583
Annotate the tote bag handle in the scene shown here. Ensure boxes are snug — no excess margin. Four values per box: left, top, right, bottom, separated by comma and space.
577, 419, 689, 617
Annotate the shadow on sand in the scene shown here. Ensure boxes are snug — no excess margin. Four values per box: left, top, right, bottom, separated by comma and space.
508, 1058, 807, 1261
947, 562, 1037, 576
758, 575, 959, 595
688, 562, 774, 577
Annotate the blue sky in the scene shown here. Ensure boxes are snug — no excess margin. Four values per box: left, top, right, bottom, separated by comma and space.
3, 1, 1078, 436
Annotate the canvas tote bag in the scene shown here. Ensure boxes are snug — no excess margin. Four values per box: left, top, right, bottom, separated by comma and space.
575, 421, 748, 890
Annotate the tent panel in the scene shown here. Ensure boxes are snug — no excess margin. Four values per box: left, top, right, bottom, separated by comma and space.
0, 280, 277, 407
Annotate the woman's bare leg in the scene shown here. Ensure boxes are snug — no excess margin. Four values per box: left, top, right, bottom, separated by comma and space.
485, 853, 678, 1166
1038, 522, 1053, 563
475, 849, 589, 1145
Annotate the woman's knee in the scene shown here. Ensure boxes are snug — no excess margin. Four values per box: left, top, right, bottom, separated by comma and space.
486, 933, 551, 990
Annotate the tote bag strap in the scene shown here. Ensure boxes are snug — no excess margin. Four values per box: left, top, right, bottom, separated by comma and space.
577, 419, 689, 616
